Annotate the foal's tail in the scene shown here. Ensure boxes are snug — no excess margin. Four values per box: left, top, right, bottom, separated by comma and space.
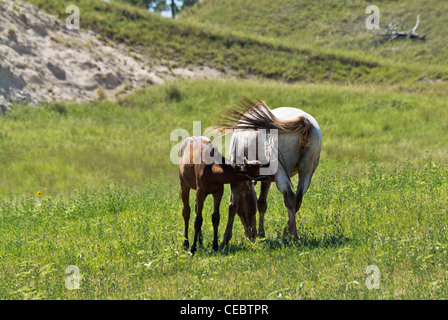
179, 138, 191, 158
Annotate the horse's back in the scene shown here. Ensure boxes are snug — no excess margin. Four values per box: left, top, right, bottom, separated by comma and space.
271, 107, 320, 132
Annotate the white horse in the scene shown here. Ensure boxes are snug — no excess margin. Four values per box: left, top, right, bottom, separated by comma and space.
219, 99, 322, 245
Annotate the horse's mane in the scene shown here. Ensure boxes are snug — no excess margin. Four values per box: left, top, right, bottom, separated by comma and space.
216, 98, 311, 135
209, 98, 312, 175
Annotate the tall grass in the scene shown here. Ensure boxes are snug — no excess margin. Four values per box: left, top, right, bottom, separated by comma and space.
1, 158, 446, 299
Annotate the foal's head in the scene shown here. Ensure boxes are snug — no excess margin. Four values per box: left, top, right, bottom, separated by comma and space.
234, 158, 270, 180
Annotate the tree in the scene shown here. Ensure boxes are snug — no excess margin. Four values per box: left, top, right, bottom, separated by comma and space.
113, 0, 153, 10
181, 0, 199, 11
113, 0, 198, 18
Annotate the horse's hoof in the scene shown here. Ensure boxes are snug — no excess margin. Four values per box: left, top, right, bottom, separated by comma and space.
183, 240, 189, 249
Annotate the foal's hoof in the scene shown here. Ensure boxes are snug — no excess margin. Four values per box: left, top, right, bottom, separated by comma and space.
183, 240, 189, 249
257, 231, 266, 238
282, 233, 299, 245
212, 243, 219, 252
219, 241, 229, 251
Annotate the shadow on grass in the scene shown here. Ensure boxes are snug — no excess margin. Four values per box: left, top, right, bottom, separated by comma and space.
217, 232, 351, 256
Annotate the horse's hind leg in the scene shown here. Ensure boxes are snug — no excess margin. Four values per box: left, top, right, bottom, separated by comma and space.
275, 170, 298, 242
295, 150, 320, 213
180, 180, 191, 249
294, 145, 320, 240
212, 187, 224, 251
295, 172, 312, 214
257, 181, 271, 238
191, 189, 206, 255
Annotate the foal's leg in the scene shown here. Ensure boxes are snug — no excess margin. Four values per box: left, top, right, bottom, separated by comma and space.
191, 189, 206, 255
241, 182, 257, 240
257, 181, 271, 238
275, 170, 298, 242
212, 187, 224, 251
194, 201, 203, 247
220, 183, 241, 249
180, 181, 191, 249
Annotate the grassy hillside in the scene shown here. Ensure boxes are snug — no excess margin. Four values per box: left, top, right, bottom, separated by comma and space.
182, 0, 448, 67
25, 0, 448, 92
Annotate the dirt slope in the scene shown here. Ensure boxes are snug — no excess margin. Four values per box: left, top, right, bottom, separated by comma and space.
0, 0, 225, 110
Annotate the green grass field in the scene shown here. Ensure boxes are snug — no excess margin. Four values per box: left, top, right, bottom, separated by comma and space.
1, 80, 447, 299
1, 0, 447, 300
1, 155, 447, 299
